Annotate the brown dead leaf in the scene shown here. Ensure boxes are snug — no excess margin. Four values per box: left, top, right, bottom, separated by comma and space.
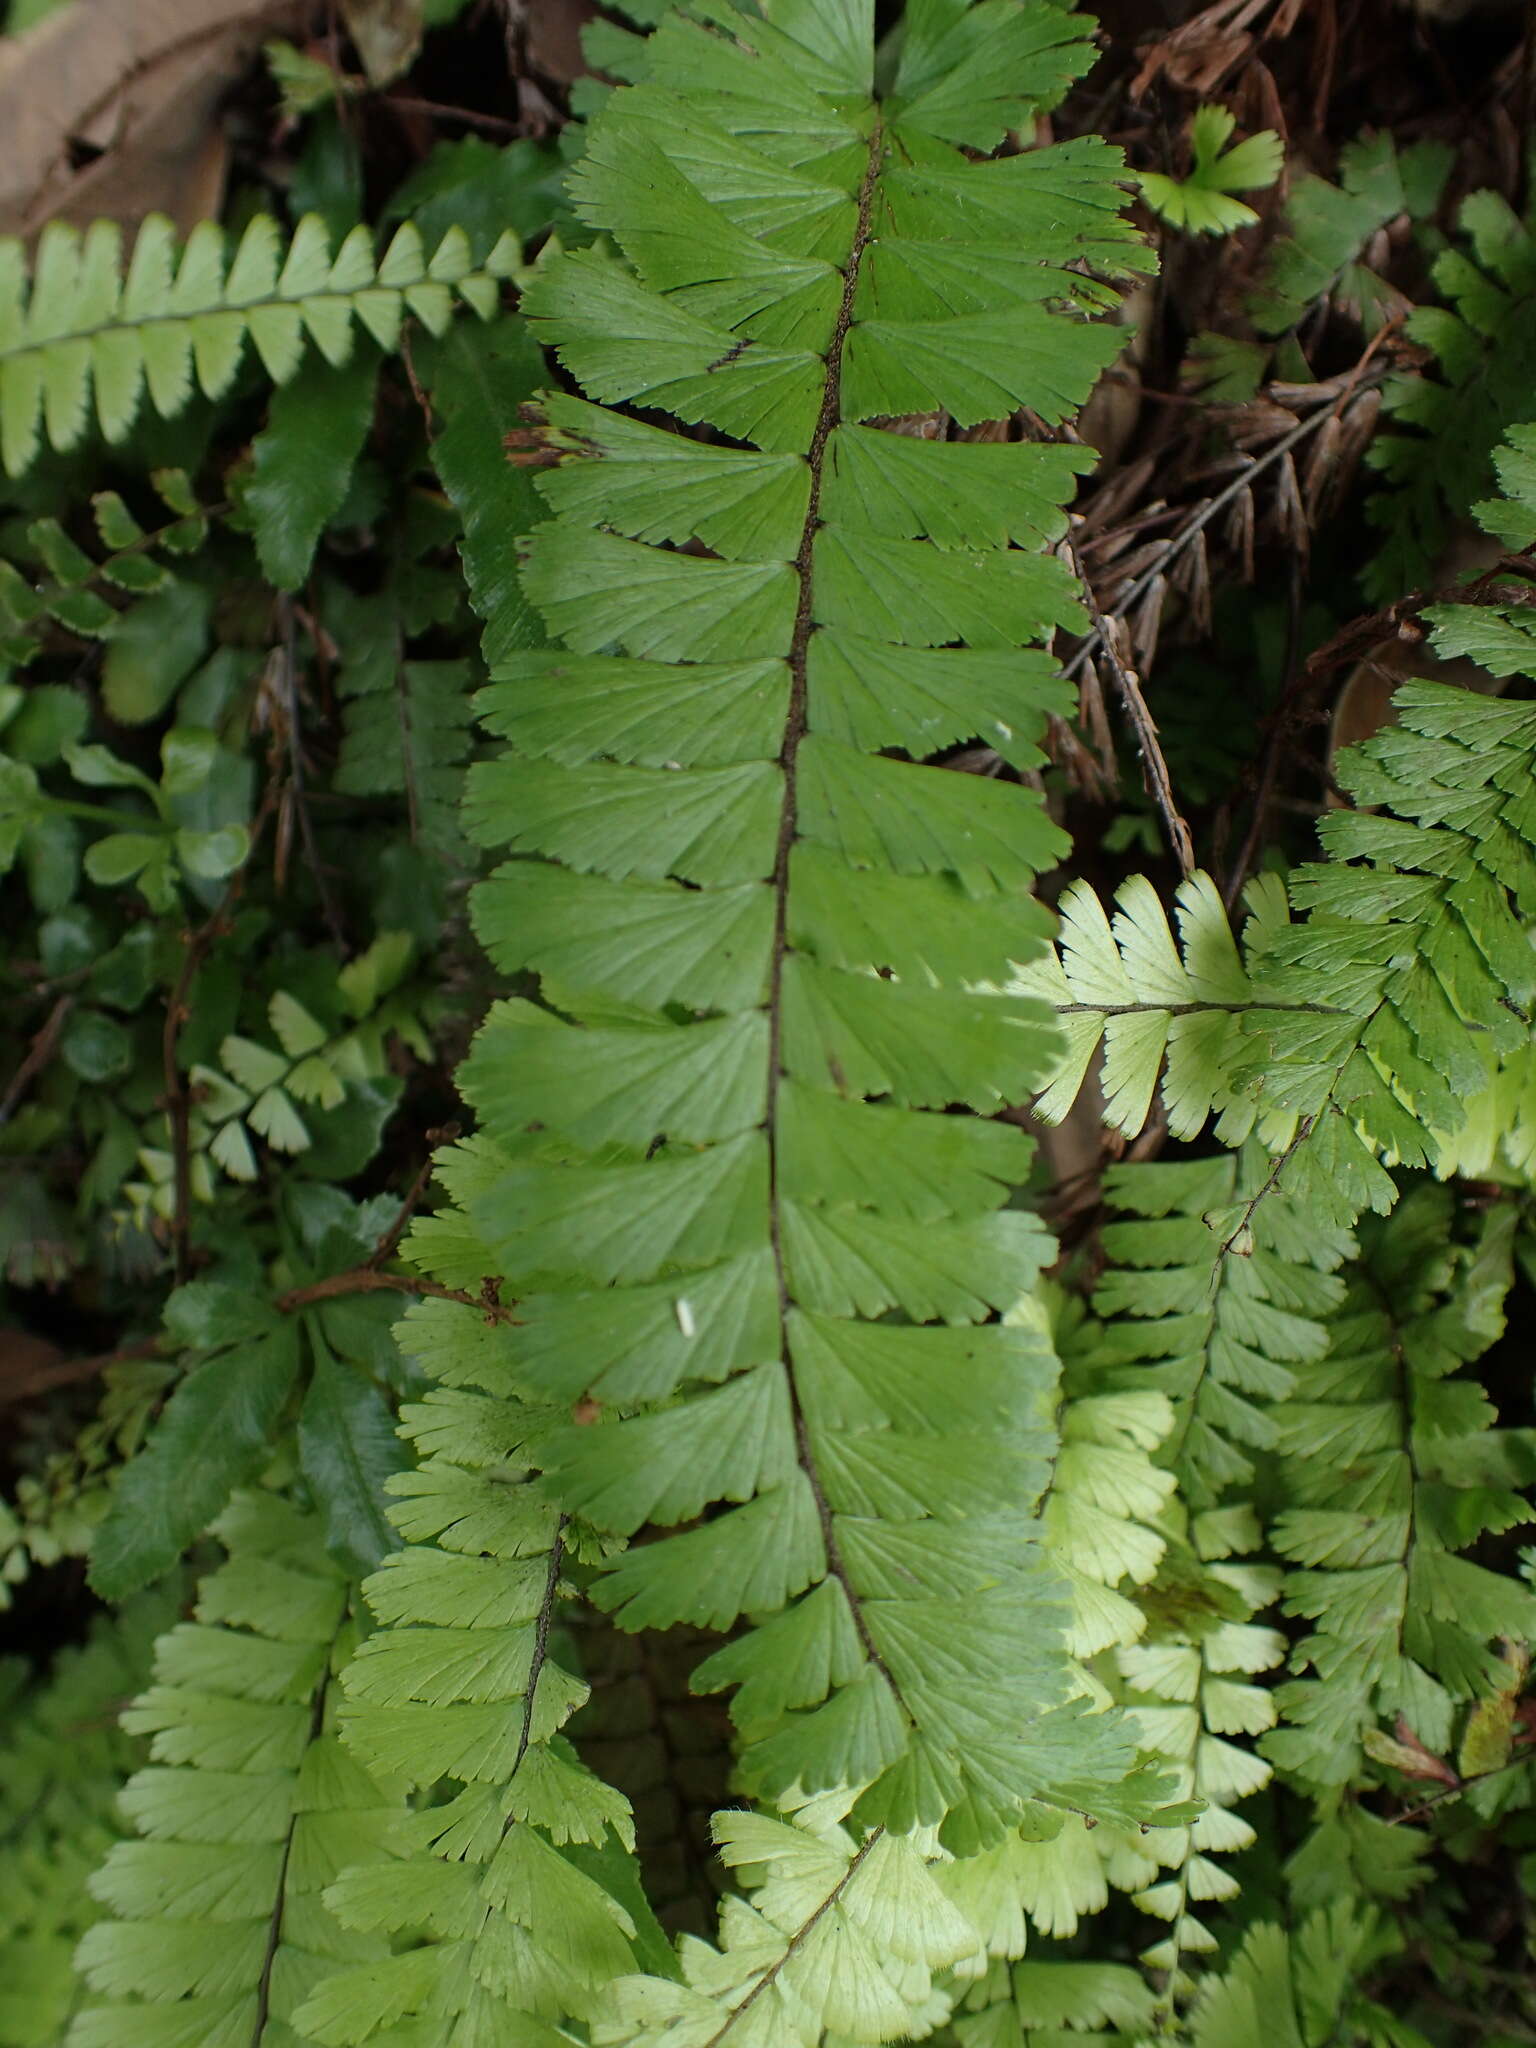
1171, 525, 1213, 636
1225, 480, 1255, 581
524, 0, 596, 88
1329, 630, 1508, 787
1131, 0, 1272, 97
0, 0, 309, 238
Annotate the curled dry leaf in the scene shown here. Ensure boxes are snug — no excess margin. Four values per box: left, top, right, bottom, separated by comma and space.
0, 0, 307, 237
1130, 0, 1299, 98
1170, 524, 1213, 637
1076, 283, 1151, 474
1328, 523, 1513, 790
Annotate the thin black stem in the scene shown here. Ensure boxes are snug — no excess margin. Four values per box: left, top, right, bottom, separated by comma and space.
1060, 383, 1384, 690
1066, 537, 1194, 878
762, 118, 906, 1708
510, 1521, 567, 1788
249, 1656, 331, 2044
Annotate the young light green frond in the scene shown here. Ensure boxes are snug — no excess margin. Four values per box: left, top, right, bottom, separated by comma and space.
1138, 105, 1283, 239
455, 0, 1179, 1854
949, 1953, 1160, 2042
1019, 641, 1536, 1237
591, 1817, 980, 2047
69, 1494, 400, 2048
1265, 1188, 1536, 1791
1047, 1215, 1295, 2015
1038, 1285, 1181, 1667
293, 1297, 647, 2044
0, 213, 519, 475
1116, 1571, 1285, 2012
1012, 870, 1258, 1140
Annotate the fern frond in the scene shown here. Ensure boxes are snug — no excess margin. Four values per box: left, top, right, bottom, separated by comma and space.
1265, 1188, 1536, 1790
1117, 1570, 1285, 2009
1018, 662, 1536, 1229
449, 0, 1177, 1859
1091, 1152, 1349, 1510
592, 1812, 979, 2047
945, 1955, 1157, 2045
70, 1492, 402, 2047
337, 658, 475, 857
0, 1588, 175, 2048
292, 1296, 645, 2044
1011, 868, 1270, 1143
1045, 1291, 1177, 1658
0, 470, 208, 669
322, 499, 484, 857
1247, 130, 1450, 340
1052, 1197, 1304, 2009
1187, 1900, 1407, 2048
0, 214, 520, 475
1365, 191, 1536, 596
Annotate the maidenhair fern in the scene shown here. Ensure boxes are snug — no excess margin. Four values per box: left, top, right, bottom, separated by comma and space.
1267, 1187, 1536, 1789
326, 495, 481, 858
1186, 1906, 1406, 2048
454, 0, 1175, 1862
1366, 191, 1536, 594
596, 1811, 982, 2045
291, 0, 1188, 2037
69, 1492, 402, 2046
291, 1295, 649, 2042
1090, 1153, 1348, 1512
1019, 674, 1536, 1231
0, 213, 521, 474
1058, 1168, 1307, 2004
17, 3, 1536, 2042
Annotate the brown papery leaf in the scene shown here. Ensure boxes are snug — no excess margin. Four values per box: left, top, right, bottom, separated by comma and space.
0, 0, 306, 237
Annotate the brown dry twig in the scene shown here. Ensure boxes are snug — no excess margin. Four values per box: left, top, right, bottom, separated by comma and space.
1130, 0, 1305, 99
1065, 535, 1196, 878
0, 993, 76, 1128
0, 1263, 513, 1412
0, 1334, 162, 1409
272, 1267, 513, 1317
1063, 372, 1388, 697
367, 1130, 458, 1268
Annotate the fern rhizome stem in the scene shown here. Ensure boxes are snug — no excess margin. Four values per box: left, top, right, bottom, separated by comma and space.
764, 117, 908, 1711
